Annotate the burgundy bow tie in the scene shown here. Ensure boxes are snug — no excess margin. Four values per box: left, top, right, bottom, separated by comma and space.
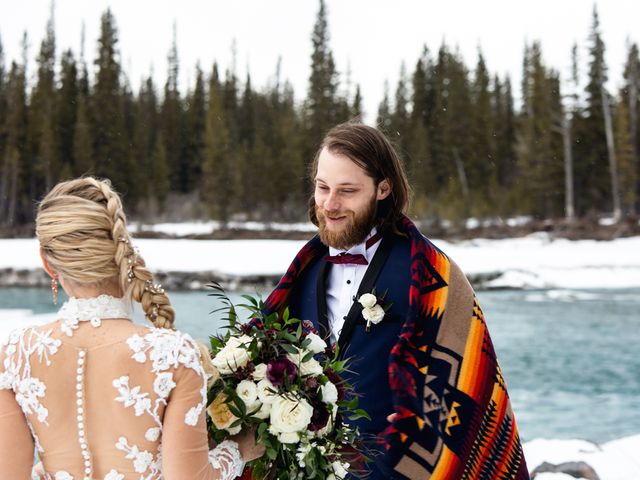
323, 253, 368, 265
323, 232, 382, 266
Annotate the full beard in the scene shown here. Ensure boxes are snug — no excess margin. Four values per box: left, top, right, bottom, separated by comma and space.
316, 197, 377, 250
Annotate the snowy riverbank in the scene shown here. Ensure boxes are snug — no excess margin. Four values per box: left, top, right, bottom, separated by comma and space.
1, 233, 639, 289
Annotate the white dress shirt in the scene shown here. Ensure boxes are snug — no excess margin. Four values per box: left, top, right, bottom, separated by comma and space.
326, 228, 381, 343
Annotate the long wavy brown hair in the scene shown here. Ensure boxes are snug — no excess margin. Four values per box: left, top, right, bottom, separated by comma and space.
308, 122, 411, 236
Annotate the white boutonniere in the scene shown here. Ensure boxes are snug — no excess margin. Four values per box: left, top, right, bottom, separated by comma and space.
358, 291, 391, 332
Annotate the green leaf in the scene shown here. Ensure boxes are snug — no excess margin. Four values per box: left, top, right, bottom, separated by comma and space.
280, 343, 298, 355
266, 447, 278, 460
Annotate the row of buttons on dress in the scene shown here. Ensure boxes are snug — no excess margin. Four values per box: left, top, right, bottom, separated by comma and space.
76, 349, 92, 480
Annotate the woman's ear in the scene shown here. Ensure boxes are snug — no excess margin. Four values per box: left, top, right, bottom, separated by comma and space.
39, 247, 57, 279
377, 179, 392, 200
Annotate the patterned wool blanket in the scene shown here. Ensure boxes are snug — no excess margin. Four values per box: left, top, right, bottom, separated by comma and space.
265, 215, 529, 479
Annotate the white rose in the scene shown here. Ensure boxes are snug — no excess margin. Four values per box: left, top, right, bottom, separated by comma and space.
256, 378, 278, 404
332, 461, 349, 479
269, 394, 313, 435
362, 304, 385, 324
226, 424, 242, 435
305, 332, 327, 354
358, 293, 377, 309
252, 363, 268, 381
236, 380, 260, 411
320, 381, 338, 404
212, 336, 253, 374
277, 431, 300, 444
287, 348, 323, 376
253, 401, 271, 419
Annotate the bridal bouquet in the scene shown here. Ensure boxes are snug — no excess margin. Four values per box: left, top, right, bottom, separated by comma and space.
205, 285, 369, 479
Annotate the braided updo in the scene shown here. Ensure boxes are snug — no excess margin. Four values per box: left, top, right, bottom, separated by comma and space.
36, 177, 175, 329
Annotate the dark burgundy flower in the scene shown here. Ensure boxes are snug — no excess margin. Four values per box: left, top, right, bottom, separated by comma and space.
305, 376, 319, 391
264, 329, 277, 340
308, 401, 330, 432
266, 357, 297, 386
234, 362, 255, 381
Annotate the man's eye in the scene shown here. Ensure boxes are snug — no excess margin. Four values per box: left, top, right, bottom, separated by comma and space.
341, 190, 356, 194
317, 185, 329, 191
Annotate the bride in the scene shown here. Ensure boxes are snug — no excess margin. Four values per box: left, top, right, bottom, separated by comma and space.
0, 177, 264, 479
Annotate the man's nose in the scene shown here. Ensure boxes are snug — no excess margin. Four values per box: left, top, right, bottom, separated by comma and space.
324, 191, 340, 211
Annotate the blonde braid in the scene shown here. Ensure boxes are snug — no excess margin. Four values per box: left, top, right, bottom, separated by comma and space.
95, 179, 175, 329
37, 177, 175, 329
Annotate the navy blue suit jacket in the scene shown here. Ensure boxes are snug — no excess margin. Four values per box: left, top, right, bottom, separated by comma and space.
287, 234, 411, 479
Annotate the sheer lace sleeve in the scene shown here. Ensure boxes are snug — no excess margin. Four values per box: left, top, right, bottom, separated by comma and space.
0, 339, 35, 478
208, 440, 245, 480
161, 347, 245, 480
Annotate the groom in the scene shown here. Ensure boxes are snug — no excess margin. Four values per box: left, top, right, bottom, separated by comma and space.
265, 123, 529, 479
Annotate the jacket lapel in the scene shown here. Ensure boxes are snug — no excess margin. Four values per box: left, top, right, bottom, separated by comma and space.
315, 260, 332, 340
336, 235, 394, 355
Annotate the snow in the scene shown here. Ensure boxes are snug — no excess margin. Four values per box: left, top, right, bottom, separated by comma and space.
5, 231, 639, 289
128, 220, 317, 236
524, 435, 640, 480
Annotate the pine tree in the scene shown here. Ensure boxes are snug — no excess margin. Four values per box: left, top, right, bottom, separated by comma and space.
444, 48, 474, 218
622, 42, 639, 215
351, 85, 363, 119
56, 49, 78, 178
73, 87, 93, 177
202, 64, 234, 221
0, 61, 28, 225
265, 81, 305, 220
468, 49, 497, 213
0, 35, 7, 162
576, 6, 611, 215
72, 24, 92, 177
28, 4, 57, 193
408, 47, 433, 209
183, 65, 206, 193
92, 9, 127, 190
132, 75, 159, 206
390, 63, 410, 163
376, 82, 392, 132
493, 75, 517, 191
237, 72, 256, 210
515, 41, 564, 218
306, 0, 341, 149
161, 24, 184, 192
150, 133, 170, 209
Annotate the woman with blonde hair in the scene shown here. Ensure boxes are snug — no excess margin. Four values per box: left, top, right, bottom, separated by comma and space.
0, 177, 263, 479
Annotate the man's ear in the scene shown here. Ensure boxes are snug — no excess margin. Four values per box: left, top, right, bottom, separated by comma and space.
377, 179, 392, 200
39, 247, 57, 279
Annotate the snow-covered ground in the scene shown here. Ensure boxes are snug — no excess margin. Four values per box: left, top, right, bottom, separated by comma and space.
524, 435, 640, 480
2, 232, 639, 289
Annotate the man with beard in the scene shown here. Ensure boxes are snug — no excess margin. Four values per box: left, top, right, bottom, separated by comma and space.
264, 123, 529, 480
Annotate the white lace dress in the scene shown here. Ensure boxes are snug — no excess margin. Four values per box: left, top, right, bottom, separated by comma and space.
0, 295, 244, 480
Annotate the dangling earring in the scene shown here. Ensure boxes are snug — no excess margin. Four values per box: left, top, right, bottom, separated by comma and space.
51, 276, 58, 305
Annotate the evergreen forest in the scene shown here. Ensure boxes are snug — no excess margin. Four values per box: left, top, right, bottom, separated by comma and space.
0, 2, 638, 229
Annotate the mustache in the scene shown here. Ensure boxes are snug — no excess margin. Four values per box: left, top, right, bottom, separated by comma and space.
316, 208, 351, 220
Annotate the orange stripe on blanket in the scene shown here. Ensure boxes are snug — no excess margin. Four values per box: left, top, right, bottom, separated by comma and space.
430, 445, 463, 480
456, 318, 485, 395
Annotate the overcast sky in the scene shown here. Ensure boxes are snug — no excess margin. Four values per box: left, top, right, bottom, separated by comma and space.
1, 0, 639, 122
